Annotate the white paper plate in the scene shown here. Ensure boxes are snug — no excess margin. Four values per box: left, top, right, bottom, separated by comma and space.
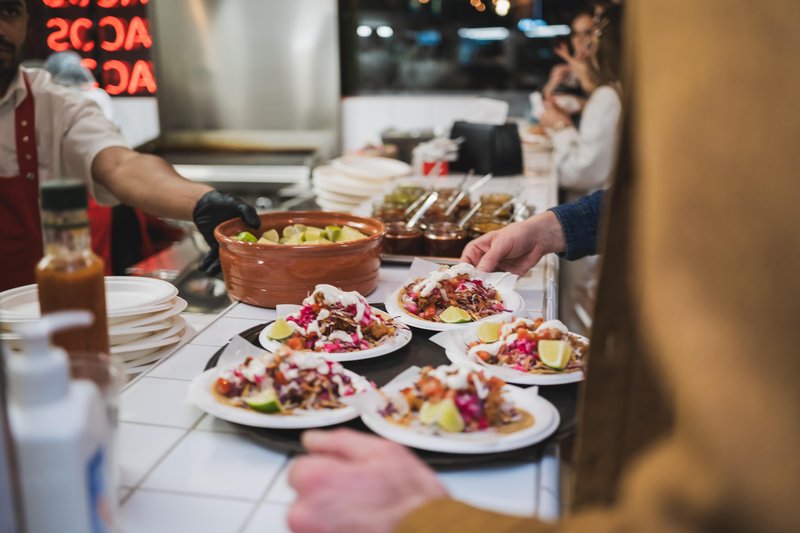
111, 316, 185, 349
384, 287, 525, 332
0, 277, 178, 318
122, 344, 181, 372
332, 156, 411, 181
107, 297, 188, 328
360, 385, 560, 454
316, 198, 360, 213
443, 319, 586, 385
111, 319, 185, 361
109, 318, 174, 346
112, 336, 182, 363
258, 316, 412, 363
312, 187, 366, 205
123, 325, 195, 375
312, 186, 369, 202
1, 301, 187, 351
1, 297, 176, 326
312, 166, 387, 194
187, 365, 367, 429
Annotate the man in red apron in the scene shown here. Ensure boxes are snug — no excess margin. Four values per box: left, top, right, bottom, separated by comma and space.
0, 1, 258, 292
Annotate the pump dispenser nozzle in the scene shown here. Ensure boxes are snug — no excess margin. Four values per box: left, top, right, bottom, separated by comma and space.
4, 311, 94, 406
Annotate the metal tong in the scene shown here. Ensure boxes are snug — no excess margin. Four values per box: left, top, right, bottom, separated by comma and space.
444, 172, 493, 217
457, 200, 482, 228
491, 185, 526, 218
441, 170, 474, 217
403, 160, 445, 217
405, 191, 440, 229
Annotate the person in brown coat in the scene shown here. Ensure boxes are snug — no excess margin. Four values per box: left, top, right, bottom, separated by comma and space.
287, 1, 800, 531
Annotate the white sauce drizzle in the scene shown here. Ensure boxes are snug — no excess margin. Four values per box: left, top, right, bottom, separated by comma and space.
412, 263, 478, 297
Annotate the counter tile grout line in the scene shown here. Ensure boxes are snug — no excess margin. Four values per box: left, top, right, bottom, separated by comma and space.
236, 453, 295, 533
117, 419, 198, 430
119, 409, 210, 506
124, 486, 264, 504
129, 375, 192, 383
188, 340, 236, 348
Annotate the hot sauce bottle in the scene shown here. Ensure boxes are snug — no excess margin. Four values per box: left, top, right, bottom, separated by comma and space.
36, 181, 110, 354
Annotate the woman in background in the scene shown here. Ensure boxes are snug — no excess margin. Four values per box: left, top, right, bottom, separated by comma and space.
541, 4, 623, 193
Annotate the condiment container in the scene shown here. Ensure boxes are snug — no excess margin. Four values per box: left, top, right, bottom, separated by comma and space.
424, 222, 468, 258
468, 218, 509, 240
35, 181, 110, 355
383, 221, 424, 256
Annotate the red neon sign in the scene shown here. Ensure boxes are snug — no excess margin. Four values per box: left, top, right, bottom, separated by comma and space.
44, 0, 149, 7
42, 1, 156, 96
102, 59, 156, 95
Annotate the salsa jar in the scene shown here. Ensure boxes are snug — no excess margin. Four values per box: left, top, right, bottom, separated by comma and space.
424, 222, 468, 258
468, 217, 508, 240
383, 221, 424, 256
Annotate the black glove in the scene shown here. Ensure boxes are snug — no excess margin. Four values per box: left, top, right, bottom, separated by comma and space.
193, 190, 260, 276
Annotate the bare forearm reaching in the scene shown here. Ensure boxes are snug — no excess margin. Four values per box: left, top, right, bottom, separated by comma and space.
91, 146, 212, 220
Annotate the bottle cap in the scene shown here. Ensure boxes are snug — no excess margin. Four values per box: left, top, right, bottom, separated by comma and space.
40, 180, 89, 211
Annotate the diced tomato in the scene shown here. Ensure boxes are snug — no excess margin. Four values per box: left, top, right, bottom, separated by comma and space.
476, 350, 492, 362
274, 371, 288, 385
215, 378, 234, 396
419, 377, 444, 400
516, 327, 529, 340
420, 305, 436, 320
286, 337, 304, 350
311, 304, 321, 313
487, 376, 505, 389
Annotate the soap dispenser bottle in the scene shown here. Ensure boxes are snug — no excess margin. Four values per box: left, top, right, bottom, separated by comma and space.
5, 311, 113, 533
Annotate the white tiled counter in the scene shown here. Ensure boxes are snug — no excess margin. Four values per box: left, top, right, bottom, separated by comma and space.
116, 174, 563, 533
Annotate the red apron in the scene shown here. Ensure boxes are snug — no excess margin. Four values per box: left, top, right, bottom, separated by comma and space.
0, 73, 42, 292
0, 74, 159, 287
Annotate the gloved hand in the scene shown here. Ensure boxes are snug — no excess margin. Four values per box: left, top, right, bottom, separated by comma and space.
193, 190, 260, 276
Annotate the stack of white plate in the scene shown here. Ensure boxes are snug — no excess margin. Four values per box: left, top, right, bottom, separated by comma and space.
312, 156, 412, 212
1, 277, 191, 376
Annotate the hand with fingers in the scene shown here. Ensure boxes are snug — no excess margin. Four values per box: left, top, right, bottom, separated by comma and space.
543, 63, 572, 98
554, 42, 597, 93
192, 190, 260, 276
288, 429, 447, 533
461, 211, 566, 275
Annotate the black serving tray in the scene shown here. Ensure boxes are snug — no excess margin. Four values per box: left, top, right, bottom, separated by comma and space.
204, 309, 579, 467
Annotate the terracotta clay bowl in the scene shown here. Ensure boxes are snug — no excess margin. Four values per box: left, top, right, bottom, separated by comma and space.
214, 211, 385, 308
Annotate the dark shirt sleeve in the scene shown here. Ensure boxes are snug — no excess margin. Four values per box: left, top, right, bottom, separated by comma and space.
548, 189, 604, 260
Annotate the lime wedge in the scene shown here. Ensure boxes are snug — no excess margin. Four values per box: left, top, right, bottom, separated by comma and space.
302, 232, 322, 244
477, 322, 501, 343
325, 225, 341, 242
244, 389, 282, 413
235, 231, 257, 243
436, 398, 465, 432
336, 225, 368, 243
261, 229, 279, 243
440, 306, 472, 324
538, 340, 573, 371
282, 225, 299, 239
304, 226, 323, 237
419, 401, 440, 424
268, 318, 293, 341
284, 232, 304, 245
